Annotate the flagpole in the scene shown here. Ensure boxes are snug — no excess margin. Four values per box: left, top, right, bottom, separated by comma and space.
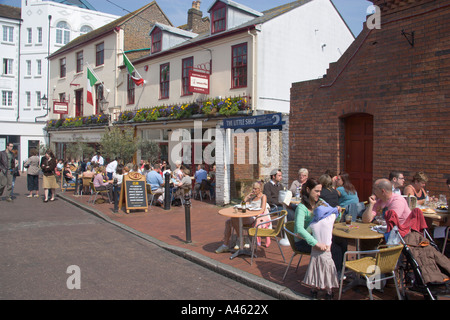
122, 51, 143, 80
85, 62, 110, 92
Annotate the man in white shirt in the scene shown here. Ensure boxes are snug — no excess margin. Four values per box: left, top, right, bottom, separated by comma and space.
389, 171, 405, 195
106, 158, 118, 180
91, 152, 104, 166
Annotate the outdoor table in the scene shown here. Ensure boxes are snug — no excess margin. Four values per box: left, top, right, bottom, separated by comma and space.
333, 221, 384, 251
421, 207, 450, 227
218, 206, 261, 260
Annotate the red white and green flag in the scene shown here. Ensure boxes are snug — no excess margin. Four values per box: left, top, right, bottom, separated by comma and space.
123, 53, 144, 86
86, 66, 98, 105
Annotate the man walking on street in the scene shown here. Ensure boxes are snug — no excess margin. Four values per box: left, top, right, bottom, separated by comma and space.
0, 143, 15, 202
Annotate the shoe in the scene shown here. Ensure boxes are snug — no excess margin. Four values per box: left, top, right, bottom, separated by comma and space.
34, 194, 39, 198
27, 194, 33, 198
44, 199, 48, 203
325, 292, 334, 300
233, 244, 240, 250
6, 197, 12, 202
310, 290, 318, 299
243, 243, 250, 249
215, 244, 229, 254
49, 198, 55, 202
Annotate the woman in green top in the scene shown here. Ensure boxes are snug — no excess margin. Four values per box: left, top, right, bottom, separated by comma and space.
294, 178, 328, 253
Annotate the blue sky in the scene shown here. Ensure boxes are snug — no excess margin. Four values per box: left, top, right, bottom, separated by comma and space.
1, 0, 372, 37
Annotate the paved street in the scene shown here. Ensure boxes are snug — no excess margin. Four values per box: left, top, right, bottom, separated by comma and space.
0, 176, 274, 300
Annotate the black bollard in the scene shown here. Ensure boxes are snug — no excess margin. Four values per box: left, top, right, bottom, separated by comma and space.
74, 172, 79, 195
113, 178, 118, 213
164, 172, 171, 210
184, 192, 192, 243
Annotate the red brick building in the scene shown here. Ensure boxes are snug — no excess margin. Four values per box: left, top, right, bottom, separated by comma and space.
289, 0, 450, 201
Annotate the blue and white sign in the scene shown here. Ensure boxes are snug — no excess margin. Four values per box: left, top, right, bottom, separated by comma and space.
222, 113, 284, 130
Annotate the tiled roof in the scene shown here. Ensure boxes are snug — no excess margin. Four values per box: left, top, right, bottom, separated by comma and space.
0, 4, 21, 20
48, 1, 164, 59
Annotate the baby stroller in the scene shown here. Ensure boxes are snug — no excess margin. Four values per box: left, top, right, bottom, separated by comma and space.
385, 209, 450, 300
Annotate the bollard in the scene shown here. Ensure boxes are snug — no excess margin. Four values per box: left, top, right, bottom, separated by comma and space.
164, 172, 171, 210
113, 178, 118, 213
184, 192, 192, 243
74, 172, 79, 195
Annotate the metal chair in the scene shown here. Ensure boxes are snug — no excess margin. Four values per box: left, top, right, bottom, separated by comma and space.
88, 181, 111, 204
146, 184, 163, 207
248, 210, 287, 265
338, 245, 403, 300
282, 221, 310, 281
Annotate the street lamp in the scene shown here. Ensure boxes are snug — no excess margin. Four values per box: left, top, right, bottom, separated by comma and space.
41, 94, 48, 110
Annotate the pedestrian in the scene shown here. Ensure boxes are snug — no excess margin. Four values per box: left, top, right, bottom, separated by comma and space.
10, 150, 19, 198
40, 149, 59, 202
0, 142, 15, 202
24, 148, 41, 198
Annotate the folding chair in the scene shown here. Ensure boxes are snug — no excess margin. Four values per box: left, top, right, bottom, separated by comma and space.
88, 182, 111, 204
282, 221, 310, 281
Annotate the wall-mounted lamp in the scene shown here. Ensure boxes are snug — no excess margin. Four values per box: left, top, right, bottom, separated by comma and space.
41, 94, 48, 110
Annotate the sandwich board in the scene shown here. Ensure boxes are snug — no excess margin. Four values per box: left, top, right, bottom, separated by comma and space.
119, 172, 148, 213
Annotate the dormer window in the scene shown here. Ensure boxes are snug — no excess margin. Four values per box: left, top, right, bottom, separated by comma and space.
152, 27, 162, 53
211, 2, 226, 34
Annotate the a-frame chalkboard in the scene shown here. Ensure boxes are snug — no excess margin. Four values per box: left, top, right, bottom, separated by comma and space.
119, 172, 148, 213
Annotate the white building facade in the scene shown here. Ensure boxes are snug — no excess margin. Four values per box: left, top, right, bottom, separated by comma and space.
0, 0, 118, 165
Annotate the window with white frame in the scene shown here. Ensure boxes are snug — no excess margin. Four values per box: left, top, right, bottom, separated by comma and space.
36, 91, 41, 107
26, 91, 31, 107
2, 26, 14, 42
27, 28, 32, 44
56, 21, 70, 45
80, 25, 93, 35
2, 91, 13, 106
2, 58, 13, 75
37, 27, 42, 43
26, 60, 31, 76
36, 59, 42, 76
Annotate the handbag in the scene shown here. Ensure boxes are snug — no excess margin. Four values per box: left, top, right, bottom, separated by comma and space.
13, 167, 20, 177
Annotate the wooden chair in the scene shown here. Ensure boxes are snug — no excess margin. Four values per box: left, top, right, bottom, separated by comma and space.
146, 184, 163, 207
248, 210, 287, 265
60, 176, 76, 193
88, 181, 111, 204
338, 245, 403, 300
80, 177, 93, 195
282, 221, 310, 281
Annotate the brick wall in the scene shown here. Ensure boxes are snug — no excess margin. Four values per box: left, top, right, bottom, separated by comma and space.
289, 0, 450, 197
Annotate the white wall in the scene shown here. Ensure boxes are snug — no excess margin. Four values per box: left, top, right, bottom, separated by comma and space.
255, 0, 354, 113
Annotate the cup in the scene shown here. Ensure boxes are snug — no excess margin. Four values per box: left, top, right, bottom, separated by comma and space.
345, 214, 352, 226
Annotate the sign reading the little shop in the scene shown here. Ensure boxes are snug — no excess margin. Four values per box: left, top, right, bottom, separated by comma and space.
119, 172, 148, 213
189, 70, 210, 94
222, 113, 284, 130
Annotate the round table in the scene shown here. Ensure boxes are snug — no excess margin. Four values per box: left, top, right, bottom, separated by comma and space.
218, 206, 261, 260
333, 221, 384, 251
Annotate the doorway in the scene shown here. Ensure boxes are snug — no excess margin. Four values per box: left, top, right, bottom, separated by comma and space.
344, 113, 373, 201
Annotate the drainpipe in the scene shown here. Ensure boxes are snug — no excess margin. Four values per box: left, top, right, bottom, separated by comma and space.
248, 26, 258, 114
35, 15, 52, 122
16, 19, 22, 122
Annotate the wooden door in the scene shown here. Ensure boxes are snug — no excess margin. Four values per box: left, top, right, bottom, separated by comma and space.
75, 89, 83, 117
344, 114, 373, 202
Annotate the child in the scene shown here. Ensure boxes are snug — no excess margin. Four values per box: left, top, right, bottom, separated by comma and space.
303, 201, 340, 299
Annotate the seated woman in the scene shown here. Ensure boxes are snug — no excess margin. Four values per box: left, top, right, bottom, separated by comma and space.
336, 172, 359, 206
93, 166, 113, 201
63, 162, 77, 184
215, 181, 267, 253
318, 174, 339, 207
81, 165, 95, 178
403, 171, 429, 205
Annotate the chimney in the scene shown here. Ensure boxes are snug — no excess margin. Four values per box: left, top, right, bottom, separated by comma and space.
187, 1, 203, 32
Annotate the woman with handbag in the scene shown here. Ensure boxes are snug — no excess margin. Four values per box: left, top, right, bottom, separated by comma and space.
24, 148, 41, 198
40, 149, 59, 202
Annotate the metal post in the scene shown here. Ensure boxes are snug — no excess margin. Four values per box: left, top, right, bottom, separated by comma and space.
164, 172, 171, 210
113, 178, 118, 213
74, 172, 79, 195
184, 192, 192, 243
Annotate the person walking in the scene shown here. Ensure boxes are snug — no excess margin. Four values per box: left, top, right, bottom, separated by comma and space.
0, 142, 15, 202
24, 149, 41, 198
40, 150, 59, 202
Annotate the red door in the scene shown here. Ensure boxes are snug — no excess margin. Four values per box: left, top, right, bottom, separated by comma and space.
344, 114, 373, 202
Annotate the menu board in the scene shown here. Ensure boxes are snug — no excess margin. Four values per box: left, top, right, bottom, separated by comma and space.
119, 172, 148, 213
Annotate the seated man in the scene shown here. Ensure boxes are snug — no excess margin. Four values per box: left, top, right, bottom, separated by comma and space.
263, 169, 294, 221
193, 164, 208, 198
146, 163, 165, 204
362, 178, 411, 225
173, 169, 192, 203
389, 171, 405, 195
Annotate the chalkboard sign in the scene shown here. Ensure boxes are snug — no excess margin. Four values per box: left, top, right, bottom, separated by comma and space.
119, 172, 148, 213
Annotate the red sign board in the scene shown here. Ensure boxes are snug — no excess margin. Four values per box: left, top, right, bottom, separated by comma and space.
189, 70, 210, 94
53, 101, 69, 115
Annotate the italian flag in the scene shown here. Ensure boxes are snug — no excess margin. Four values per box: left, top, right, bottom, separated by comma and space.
123, 53, 144, 86
86, 67, 98, 105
